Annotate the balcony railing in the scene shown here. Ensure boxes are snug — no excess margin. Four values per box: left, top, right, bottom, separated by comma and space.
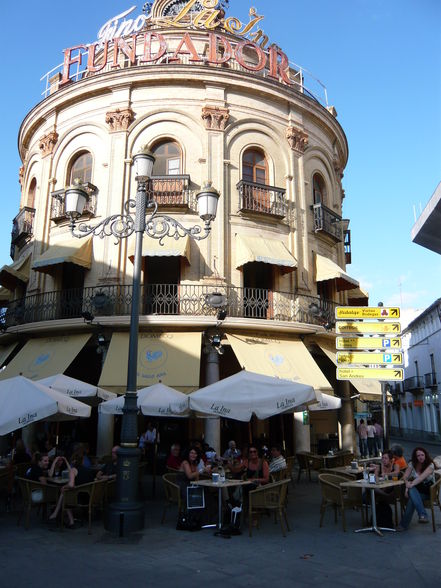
344, 230, 352, 264
403, 375, 424, 393
0, 284, 337, 329
237, 180, 287, 217
151, 175, 192, 207
424, 372, 437, 388
312, 203, 344, 241
11, 207, 35, 245
50, 183, 97, 221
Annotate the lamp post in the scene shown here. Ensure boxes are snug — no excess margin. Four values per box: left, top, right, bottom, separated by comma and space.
66, 146, 220, 535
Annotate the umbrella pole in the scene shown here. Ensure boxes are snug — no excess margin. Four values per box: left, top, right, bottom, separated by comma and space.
248, 421, 253, 445
280, 415, 286, 452
151, 442, 157, 499
56, 422, 60, 448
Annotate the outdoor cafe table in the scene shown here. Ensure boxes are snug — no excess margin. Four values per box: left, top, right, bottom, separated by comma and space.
194, 479, 252, 529
47, 477, 69, 485
358, 457, 382, 465
329, 465, 364, 479
341, 478, 403, 536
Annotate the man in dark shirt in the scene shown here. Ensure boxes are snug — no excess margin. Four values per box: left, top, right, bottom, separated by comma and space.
25, 453, 50, 483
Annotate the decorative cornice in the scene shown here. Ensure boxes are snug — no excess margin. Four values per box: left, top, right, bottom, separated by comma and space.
105, 108, 135, 132
201, 106, 230, 131
286, 126, 308, 153
39, 131, 59, 157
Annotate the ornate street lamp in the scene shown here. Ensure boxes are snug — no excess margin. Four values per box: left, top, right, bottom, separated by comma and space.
66, 146, 220, 535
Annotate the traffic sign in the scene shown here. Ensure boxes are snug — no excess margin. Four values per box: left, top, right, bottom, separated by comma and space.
337, 368, 404, 381
337, 352, 403, 366
336, 307, 400, 320
336, 337, 402, 350
336, 322, 401, 335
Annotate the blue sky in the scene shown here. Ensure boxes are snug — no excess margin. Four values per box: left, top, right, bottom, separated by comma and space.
1, 0, 440, 322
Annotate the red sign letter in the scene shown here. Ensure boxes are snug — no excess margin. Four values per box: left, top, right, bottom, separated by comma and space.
235, 41, 267, 72
268, 46, 291, 86
61, 45, 87, 86
208, 34, 233, 64
140, 33, 167, 63
170, 32, 202, 62
87, 42, 109, 74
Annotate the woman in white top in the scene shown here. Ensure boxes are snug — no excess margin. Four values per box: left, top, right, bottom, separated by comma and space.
366, 420, 376, 457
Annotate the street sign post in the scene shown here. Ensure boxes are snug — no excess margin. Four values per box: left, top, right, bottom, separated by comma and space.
335, 307, 400, 320
336, 337, 402, 350
337, 368, 404, 381
337, 352, 403, 365
336, 322, 401, 335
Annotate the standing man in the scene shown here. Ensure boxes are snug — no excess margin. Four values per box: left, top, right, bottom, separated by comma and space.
366, 420, 376, 458
373, 419, 383, 455
357, 419, 368, 458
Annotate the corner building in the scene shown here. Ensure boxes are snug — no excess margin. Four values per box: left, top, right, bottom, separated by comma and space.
0, 1, 371, 455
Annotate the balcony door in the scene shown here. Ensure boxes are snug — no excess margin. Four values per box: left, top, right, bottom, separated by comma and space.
242, 148, 270, 212
60, 263, 85, 319
243, 262, 274, 319
151, 141, 184, 205
143, 257, 181, 315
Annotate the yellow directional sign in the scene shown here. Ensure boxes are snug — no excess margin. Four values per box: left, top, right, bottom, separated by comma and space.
336, 307, 400, 320
337, 352, 403, 366
337, 368, 404, 381
336, 337, 402, 350
336, 322, 401, 335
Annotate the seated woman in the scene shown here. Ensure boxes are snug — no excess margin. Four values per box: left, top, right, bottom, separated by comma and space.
178, 446, 211, 496
397, 446, 435, 531
372, 450, 400, 481
166, 444, 182, 471
229, 445, 269, 487
48, 452, 97, 528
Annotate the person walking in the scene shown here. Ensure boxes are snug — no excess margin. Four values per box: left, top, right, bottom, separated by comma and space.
373, 419, 383, 455
366, 420, 376, 457
357, 419, 368, 458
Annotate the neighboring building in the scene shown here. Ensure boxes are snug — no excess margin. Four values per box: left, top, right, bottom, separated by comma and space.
0, 1, 367, 455
389, 299, 441, 442
411, 182, 441, 254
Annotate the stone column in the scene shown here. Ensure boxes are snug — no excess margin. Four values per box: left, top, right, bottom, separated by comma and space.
294, 411, 310, 452
203, 336, 221, 454
338, 380, 355, 452
96, 414, 115, 457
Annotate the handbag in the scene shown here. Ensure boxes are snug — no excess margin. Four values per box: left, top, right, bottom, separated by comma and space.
31, 488, 44, 503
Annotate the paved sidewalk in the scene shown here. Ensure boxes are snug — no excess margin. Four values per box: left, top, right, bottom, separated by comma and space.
1, 472, 440, 588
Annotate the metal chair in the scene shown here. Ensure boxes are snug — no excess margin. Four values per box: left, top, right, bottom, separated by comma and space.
161, 472, 183, 524
248, 479, 291, 537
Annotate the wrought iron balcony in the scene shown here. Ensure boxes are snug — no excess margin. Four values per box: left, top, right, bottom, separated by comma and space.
403, 375, 424, 393
0, 284, 337, 329
344, 230, 352, 264
424, 372, 437, 388
11, 207, 35, 247
151, 175, 192, 207
50, 183, 97, 222
237, 180, 287, 217
312, 203, 344, 241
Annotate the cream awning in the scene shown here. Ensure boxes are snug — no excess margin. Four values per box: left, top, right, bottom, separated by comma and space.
98, 332, 202, 390
315, 253, 359, 291
0, 343, 19, 368
347, 287, 369, 306
225, 334, 333, 393
0, 253, 32, 291
236, 235, 297, 274
315, 337, 382, 400
128, 235, 191, 264
0, 334, 91, 381
32, 237, 93, 274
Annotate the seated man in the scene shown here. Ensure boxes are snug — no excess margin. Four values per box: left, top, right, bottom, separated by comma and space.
96, 446, 119, 480
25, 452, 50, 483
269, 445, 287, 474
223, 440, 241, 461
166, 443, 182, 470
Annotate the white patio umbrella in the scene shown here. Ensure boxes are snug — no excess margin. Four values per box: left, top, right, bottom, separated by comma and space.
0, 376, 91, 436
38, 373, 116, 404
189, 370, 318, 422
308, 392, 341, 412
98, 383, 189, 417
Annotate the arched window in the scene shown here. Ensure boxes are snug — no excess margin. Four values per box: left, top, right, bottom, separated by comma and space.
27, 178, 37, 208
69, 151, 93, 184
313, 173, 327, 205
242, 148, 268, 185
152, 141, 181, 176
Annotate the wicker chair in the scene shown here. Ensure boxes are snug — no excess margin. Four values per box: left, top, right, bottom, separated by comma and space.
334, 452, 355, 468
318, 473, 364, 532
248, 479, 291, 537
16, 477, 60, 530
270, 468, 289, 482
423, 472, 441, 532
319, 468, 357, 480
161, 473, 183, 524
285, 456, 295, 485
61, 479, 108, 533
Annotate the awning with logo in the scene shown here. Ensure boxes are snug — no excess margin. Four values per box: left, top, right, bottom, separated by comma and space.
315, 253, 359, 291
0, 334, 91, 381
314, 337, 382, 400
128, 235, 191, 264
32, 237, 93, 274
225, 333, 333, 394
0, 253, 32, 291
98, 332, 202, 391
236, 235, 297, 274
